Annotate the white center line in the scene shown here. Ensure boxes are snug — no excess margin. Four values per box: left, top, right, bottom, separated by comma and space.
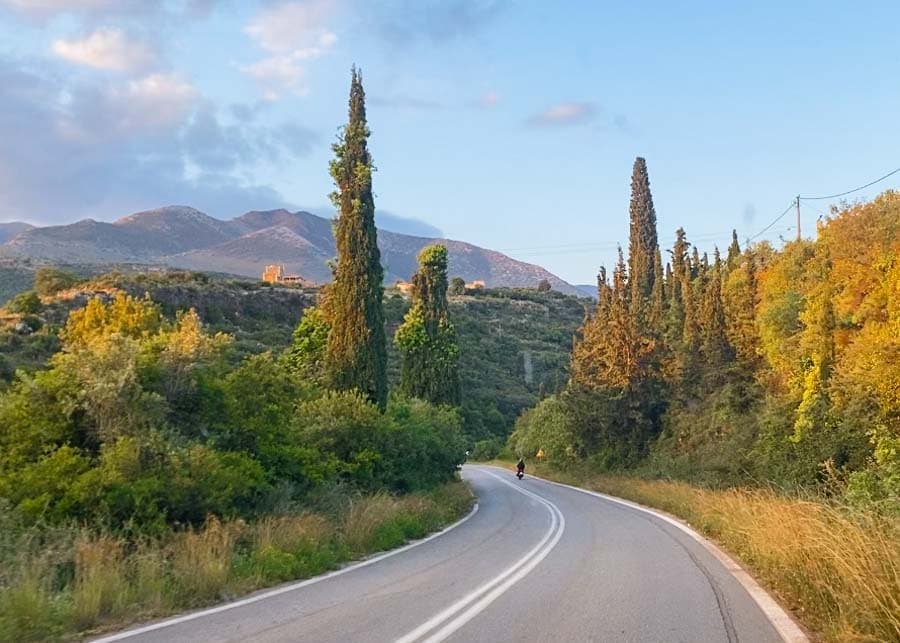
396, 468, 566, 643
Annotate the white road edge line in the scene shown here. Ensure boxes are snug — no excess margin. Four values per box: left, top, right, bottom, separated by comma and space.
91, 500, 481, 642
396, 468, 566, 643
497, 466, 809, 643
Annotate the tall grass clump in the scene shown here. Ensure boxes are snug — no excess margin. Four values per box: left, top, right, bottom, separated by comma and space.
71, 536, 129, 629
0, 480, 472, 641
169, 516, 239, 605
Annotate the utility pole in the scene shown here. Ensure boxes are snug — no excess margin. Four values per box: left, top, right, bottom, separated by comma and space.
796, 195, 801, 241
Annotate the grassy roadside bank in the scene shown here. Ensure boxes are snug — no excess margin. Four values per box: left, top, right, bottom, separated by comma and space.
0, 480, 473, 642
486, 460, 900, 643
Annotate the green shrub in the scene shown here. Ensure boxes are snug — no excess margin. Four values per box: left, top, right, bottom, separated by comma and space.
6, 290, 42, 315
34, 268, 78, 297
508, 395, 582, 465
470, 438, 504, 461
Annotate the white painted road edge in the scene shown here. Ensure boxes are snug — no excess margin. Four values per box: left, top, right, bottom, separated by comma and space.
396, 469, 566, 643
91, 499, 481, 643
493, 466, 810, 643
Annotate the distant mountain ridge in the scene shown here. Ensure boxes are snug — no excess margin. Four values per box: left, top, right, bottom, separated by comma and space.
0, 206, 581, 295
0, 222, 34, 244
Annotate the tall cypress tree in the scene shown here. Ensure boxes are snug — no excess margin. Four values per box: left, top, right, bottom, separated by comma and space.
726, 229, 742, 272
699, 249, 731, 366
649, 248, 666, 330
395, 245, 460, 405
628, 157, 660, 314
690, 246, 701, 279
572, 248, 645, 389
326, 67, 388, 408
669, 227, 689, 305
724, 249, 760, 366
597, 266, 612, 313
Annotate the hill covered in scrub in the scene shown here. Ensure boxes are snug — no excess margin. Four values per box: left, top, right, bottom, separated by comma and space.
0, 271, 588, 439
0, 206, 580, 295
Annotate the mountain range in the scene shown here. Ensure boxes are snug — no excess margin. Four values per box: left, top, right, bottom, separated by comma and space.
0, 206, 582, 295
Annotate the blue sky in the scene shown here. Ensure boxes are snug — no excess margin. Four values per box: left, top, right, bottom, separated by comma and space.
1, 1, 898, 284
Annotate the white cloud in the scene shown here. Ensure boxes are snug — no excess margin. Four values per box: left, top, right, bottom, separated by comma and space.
1, 0, 119, 13
52, 27, 156, 72
239, 55, 307, 101
242, 1, 337, 99
527, 102, 596, 127
111, 73, 199, 129
244, 0, 335, 53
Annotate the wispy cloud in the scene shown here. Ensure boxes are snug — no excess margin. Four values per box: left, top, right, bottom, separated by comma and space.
369, 94, 443, 111
241, 1, 338, 99
1, 0, 219, 22
52, 27, 156, 72
0, 58, 315, 223
368, 0, 506, 47
526, 101, 597, 128
479, 90, 500, 108
1, 0, 121, 17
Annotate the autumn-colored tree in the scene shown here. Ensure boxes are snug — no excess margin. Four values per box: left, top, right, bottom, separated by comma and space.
723, 249, 760, 366
325, 67, 388, 408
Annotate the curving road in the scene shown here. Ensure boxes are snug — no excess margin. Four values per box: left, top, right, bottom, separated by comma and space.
95, 466, 800, 643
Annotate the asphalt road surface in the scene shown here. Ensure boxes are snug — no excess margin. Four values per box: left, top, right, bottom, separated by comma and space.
95, 465, 795, 643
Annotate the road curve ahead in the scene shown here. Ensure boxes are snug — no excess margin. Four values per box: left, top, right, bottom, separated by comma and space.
95, 466, 791, 643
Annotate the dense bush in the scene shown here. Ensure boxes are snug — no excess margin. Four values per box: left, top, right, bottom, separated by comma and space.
34, 268, 78, 297
5, 290, 42, 314
0, 293, 465, 534
508, 395, 581, 465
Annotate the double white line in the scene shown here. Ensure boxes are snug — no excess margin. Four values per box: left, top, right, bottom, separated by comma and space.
396, 469, 566, 643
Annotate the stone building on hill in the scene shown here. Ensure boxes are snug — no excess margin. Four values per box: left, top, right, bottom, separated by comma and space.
262, 264, 312, 286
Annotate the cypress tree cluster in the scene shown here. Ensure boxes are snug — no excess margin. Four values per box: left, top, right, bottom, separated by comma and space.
570, 156, 756, 456
395, 244, 461, 405
325, 67, 388, 408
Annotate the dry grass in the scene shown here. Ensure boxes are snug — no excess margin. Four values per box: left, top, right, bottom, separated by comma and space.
72, 536, 129, 629
514, 462, 900, 643
249, 513, 333, 553
0, 480, 473, 641
169, 515, 240, 604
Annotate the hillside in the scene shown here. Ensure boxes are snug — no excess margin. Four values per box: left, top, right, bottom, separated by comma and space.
0, 271, 588, 438
0, 222, 33, 244
0, 206, 580, 294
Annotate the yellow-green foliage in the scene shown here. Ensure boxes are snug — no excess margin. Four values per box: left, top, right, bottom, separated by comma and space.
536, 187, 900, 492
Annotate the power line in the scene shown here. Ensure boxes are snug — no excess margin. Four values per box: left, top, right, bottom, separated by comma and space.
800, 166, 900, 201
748, 201, 796, 241
801, 201, 831, 218
498, 230, 737, 254
506, 163, 900, 256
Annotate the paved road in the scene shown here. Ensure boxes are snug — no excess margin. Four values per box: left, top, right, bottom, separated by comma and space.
95, 466, 789, 643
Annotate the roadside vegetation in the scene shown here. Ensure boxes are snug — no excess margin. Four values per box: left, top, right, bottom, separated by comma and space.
0, 482, 471, 641
0, 71, 473, 641
505, 159, 900, 641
